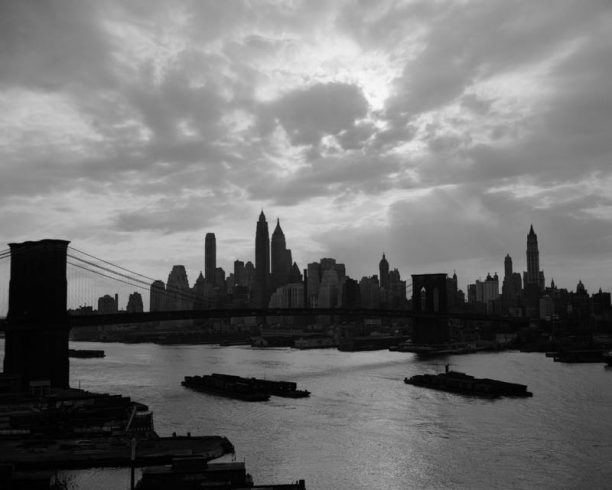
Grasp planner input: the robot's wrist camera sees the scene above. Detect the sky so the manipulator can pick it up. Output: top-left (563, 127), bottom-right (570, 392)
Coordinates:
top-left (1, 0), bottom-right (612, 298)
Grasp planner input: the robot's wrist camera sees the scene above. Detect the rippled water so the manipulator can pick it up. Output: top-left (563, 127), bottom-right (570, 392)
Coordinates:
top-left (2, 340), bottom-right (612, 489)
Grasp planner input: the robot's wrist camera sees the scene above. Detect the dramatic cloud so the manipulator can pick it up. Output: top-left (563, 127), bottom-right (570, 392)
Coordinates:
top-left (1, 0), bottom-right (612, 306)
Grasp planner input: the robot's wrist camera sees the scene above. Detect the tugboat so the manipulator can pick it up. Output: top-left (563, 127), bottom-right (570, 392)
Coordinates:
top-left (404, 365), bottom-right (533, 398)
top-left (182, 375), bottom-right (270, 401)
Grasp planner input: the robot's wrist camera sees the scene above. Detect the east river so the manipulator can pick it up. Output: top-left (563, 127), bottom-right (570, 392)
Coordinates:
top-left (2, 340), bottom-right (612, 489)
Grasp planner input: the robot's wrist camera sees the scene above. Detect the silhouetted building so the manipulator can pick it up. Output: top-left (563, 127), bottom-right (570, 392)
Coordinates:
top-left (254, 211), bottom-right (270, 307)
top-left (379, 253), bottom-right (389, 290)
top-left (271, 218), bottom-right (292, 291)
top-left (289, 262), bottom-right (302, 283)
top-left (592, 288), bottom-right (612, 316)
top-left (318, 269), bottom-right (341, 308)
top-left (166, 265), bottom-right (192, 310)
top-left (524, 225), bottom-right (545, 317)
top-left (98, 294), bottom-right (118, 314)
top-left (234, 260), bottom-right (245, 287)
top-left (341, 278), bottom-right (361, 308)
top-left (502, 254), bottom-right (522, 312)
top-left (150, 280), bottom-right (166, 312)
top-left (411, 273), bottom-right (449, 344)
top-left (205, 233), bottom-right (216, 285)
top-left (307, 262), bottom-right (321, 307)
top-left (359, 275), bottom-right (380, 309)
top-left (215, 267), bottom-right (226, 291)
top-left (126, 292), bottom-right (143, 313)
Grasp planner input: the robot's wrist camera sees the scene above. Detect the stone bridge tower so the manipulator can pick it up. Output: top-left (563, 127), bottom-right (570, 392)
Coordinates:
top-left (4, 239), bottom-right (70, 389)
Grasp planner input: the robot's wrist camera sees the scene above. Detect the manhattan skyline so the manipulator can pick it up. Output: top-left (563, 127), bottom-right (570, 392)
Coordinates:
top-left (1, 1), bottom-right (611, 292)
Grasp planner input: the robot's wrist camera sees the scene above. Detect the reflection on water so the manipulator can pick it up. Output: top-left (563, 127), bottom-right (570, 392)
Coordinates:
top-left (2, 340), bottom-right (612, 489)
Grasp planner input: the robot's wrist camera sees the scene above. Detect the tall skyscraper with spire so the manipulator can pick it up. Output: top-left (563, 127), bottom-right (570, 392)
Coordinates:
top-left (526, 225), bottom-right (539, 286)
top-left (379, 253), bottom-right (390, 290)
top-left (205, 232), bottom-right (216, 285)
top-left (254, 210), bottom-right (270, 306)
top-left (271, 218), bottom-right (292, 291)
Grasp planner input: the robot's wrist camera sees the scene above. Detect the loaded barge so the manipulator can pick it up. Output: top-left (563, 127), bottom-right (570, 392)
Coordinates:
top-left (211, 373), bottom-right (310, 398)
top-left (404, 365), bottom-right (533, 398)
top-left (182, 374), bottom-right (270, 401)
top-left (182, 373), bottom-right (310, 400)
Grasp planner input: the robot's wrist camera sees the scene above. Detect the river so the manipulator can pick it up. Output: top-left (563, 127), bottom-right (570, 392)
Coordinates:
top-left (2, 340), bottom-right (612, 489)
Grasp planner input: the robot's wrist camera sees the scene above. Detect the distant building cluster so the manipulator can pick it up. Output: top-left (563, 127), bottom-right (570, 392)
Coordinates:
top-left (464, 225), bottom-right (612, 329)
top-left (145, 210), bottom-right (409, 322)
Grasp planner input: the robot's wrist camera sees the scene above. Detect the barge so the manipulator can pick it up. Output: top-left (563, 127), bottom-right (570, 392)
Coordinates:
top-left (210, 373), bottom-right (310, 398)
top-left (68, 348), bottom-right (105, 358)
top-left (404, 366), bottom-right (532, 398)
top-left (181, 375), bottom-right (270, 401)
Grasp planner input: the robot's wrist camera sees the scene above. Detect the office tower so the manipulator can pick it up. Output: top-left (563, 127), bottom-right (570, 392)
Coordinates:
top-left (126, 292), bottom-right (144, 313)
top-left (379, 253), bottom-right (390, 290)
top-left (359, 276), bottom-right (380, 309)
top-left (524, 225), bottom-right (545, 317)
top-left (205, 233), bottom-right (216, 285)
top-left (98, 294), bottom-right (118, 313)
top-left (526, 225), bottom-right (540, 286)
top-left (307, 262), bottom-right (321, 307)
top-left (289, 262), bottom-right (302, 283)
top-left (318, 269), bottom-right (341, 308)
top-left (150, 280), bottom-right (166, 311)
top-left (502, 254), bottom-right (522, 311)
top-left (254, 210), bottom-right (270, 307)
top-left (234, 260), bottom-right (245, 286)
top-left (166, 265), bottom-right (192, 310)
top-left (271, 218), bottom-right (292, 290)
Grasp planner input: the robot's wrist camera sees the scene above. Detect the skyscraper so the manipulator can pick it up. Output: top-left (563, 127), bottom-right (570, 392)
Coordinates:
top-left (205, 232), bottom-right (216, 285)
top-left (271, 218), bottom-right (291, 290)
top-left (526, 225), bottom-right (539, 286)
top-left (254, 210), bottom-right (270, 306)
top-left (379, 253), bottom-right (390, 290)
top-left (524, 225), bottom-right (544, 318)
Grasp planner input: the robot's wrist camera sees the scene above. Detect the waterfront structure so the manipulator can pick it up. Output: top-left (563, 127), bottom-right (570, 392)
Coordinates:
top-left (205, 233), bottom-right (216, 285)
top-left (254, 211), bottom-right (270, 307)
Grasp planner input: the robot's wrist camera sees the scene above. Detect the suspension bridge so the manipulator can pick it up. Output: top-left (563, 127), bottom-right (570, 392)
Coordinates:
top-left (0, 239), bottom-right (523, 391)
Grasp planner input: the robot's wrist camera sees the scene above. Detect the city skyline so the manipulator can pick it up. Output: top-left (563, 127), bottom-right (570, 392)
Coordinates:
top-left (1, 1), bottom-right (611, 293)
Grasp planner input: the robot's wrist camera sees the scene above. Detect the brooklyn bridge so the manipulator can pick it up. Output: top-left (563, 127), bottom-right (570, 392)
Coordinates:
top-left (0, 239), bottom-right (522, 391)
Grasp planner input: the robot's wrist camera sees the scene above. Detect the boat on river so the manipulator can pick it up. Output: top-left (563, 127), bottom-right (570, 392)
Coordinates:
top-left (68, 349), bottom-right (105, 358)
top-left (207, 373), bottom-right (310, 398)
top-left (404, 365), bottom-right (533, 398)
top-left (182, 375), bottom-right (270, 401)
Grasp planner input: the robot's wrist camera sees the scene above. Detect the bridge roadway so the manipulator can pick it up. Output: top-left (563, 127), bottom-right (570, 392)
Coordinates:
top-left (0, 308), bottom-right (527, 330)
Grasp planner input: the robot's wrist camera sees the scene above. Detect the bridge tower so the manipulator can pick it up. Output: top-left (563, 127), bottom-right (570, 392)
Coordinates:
top-left (411, 273), bottom-right (450, 345)
top-left (4, 239), bottom-right (70, 390)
